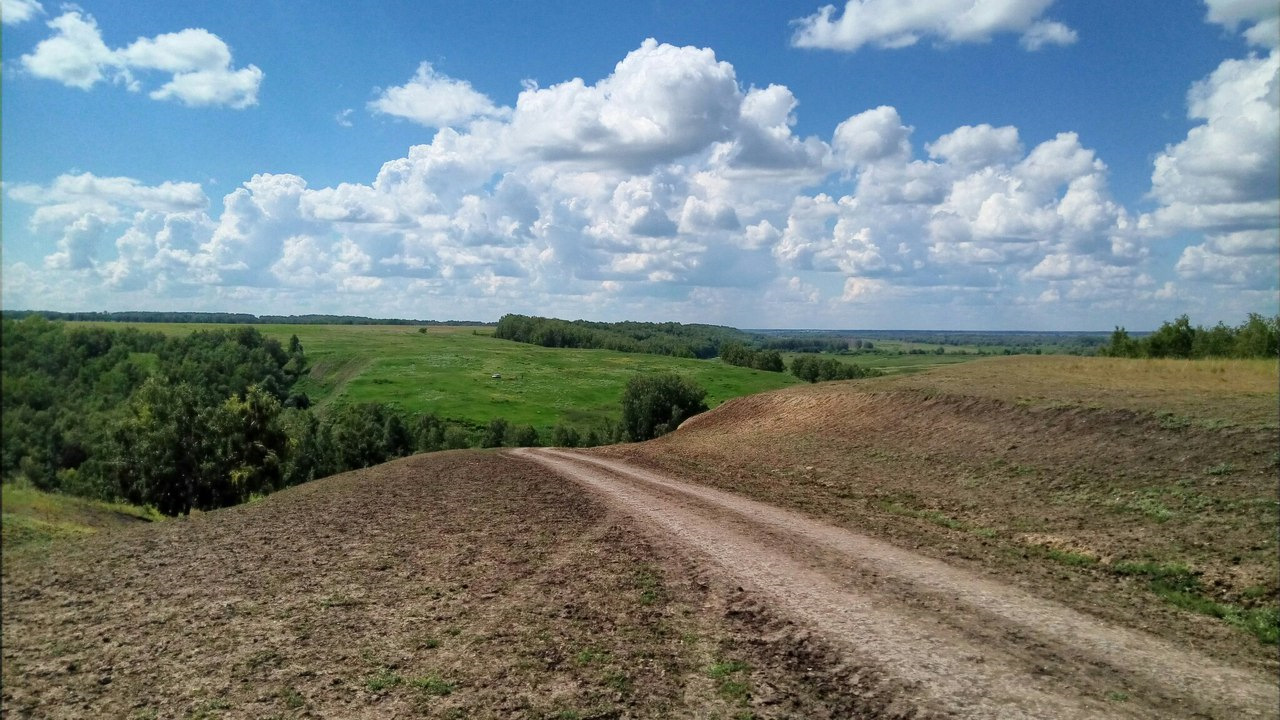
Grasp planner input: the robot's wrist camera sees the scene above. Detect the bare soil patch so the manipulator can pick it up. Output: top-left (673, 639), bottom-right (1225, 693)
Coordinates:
top-left (600, 359), bottom-right (1279, 672)
top-left (519, 448), bottom-right (1277, 719)
top-left (2, 452), bottom-right (867, 719)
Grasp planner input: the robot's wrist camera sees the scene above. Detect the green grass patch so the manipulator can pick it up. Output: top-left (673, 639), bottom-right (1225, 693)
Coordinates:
top-left (408, 674), bottom-right (454, 696)
top-left (875, 499), bottom-right (970, 532)
top-left (365, 668), bottom-right (402, 692)
top-left (1110, 561), bottom-right (1278, 644)
top-left (707, 660), bottom-right (751, 702)
top-left (1, 482), bottom-right (160, 548)
top-left (634, 567), bottom-right (664, 606)
top-left (1042, 547), bottom-right (1099, 568)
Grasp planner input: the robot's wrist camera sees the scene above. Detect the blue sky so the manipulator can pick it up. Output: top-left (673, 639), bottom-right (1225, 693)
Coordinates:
top-left (2, 0), bottom-right (1276, 329)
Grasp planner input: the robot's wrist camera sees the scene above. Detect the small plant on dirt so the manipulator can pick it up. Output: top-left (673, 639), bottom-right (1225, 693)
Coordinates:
top-left (574, 648), bottom-right (607, 666)
top-left (409, 674), bottom-right (454, 696)
top-left (1205, 463), bottom-right (1234, 476)
top-left (603, 671), bottom-right (633, 695)
top-left (319, 594), bottom-right (359, 608)
top-left (708, 660), bottom-right (751, 701)
top-left (279, 686), bottom-right (304, 709)
top-left (634, 567), bottom-right (664, 606)
top-left (189, 698), bottom-right (232, 719)
top-left (1042, 547), bottom-right (1098, 568)
top-left (1106, 691), bottom-right (1130, 702)
top-left (366, 668), bottom-right (402, 692)
top-left (246, 649), bottom-right (282, 671)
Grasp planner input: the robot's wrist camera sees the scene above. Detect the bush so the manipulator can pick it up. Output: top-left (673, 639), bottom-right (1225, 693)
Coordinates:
top-left (482, 418), bottom-right (511, 448)
top-left (789, 355), bottom-right (877, 383)
top-left (506, 425), bottom-right (541, 447)
top-left (550, 425), bottom-right (581, 448)
top-left (620, 373), bottom-right (708, 442)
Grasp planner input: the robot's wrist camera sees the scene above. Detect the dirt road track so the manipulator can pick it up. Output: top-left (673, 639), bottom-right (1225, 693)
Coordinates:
top-left (513, 447), bottom-right (1279, 720)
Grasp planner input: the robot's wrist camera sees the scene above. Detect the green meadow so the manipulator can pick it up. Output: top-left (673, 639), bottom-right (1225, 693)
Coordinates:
top-left (69, 323), bottom-right (805, 430)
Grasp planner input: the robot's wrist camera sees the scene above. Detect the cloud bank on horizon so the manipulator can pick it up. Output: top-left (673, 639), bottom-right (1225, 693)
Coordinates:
top-left (2, 0), bottom-right (1277, 329)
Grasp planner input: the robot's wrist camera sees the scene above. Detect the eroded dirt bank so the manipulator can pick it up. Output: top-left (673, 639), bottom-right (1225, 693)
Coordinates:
top-left (517, 447), bottom-right (1279, 720)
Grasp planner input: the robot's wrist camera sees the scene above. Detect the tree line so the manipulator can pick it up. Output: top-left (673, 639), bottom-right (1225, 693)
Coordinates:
top-left (1098, 313), bottom-right (1278, 359)
top-left (1, 310), bottom-right (491, 327)
top-left (494, 314), bottom-right (756, 359)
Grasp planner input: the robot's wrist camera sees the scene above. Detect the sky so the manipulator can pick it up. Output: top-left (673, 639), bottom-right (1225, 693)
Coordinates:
top-left (1, 0), bottom-right (1276, 330)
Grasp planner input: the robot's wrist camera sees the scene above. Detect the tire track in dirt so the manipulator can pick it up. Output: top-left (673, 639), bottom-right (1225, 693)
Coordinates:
top-left (513, 447), bottom-right (1279, 720)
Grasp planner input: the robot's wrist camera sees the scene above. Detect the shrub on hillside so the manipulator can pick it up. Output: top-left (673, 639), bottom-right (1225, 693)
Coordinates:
top-left (789, 355), bottom-right (878, 383)
top-left (620, 373), bottom-right (708, 442)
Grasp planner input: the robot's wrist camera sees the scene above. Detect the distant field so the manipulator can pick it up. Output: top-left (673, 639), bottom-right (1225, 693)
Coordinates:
top-left (862, 355), bottom-right (1280, 429)
top-left (790, 350), bottom-right (978, 374)
top-left (66, 322), bottom-right (801, 429)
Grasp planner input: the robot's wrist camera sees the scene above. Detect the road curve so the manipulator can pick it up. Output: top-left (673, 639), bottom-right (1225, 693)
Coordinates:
top-left (510, 447), bottom-right (1279, 720)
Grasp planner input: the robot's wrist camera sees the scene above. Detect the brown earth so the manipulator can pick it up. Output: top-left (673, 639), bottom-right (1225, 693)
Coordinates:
top-left (516, 447), bottom-right (1277, 719)
top-left (2, 452), bottom-right (899, 719)
top-left (596, 359), bottom-right (1280, 677)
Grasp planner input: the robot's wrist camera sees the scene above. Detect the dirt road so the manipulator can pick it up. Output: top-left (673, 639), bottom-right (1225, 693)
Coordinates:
top-left (514, 447), bottom-right (1279, 720)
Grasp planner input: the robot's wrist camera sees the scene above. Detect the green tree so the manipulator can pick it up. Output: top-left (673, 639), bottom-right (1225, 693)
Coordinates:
top-left (620, 373), bottom-right (708, 442)
top-left (207, 385), bottom-right (288, 503)
top-left (110, 378), bottom-right (211, 517)
top-left (1235, 313), bottom-right (1279, 358)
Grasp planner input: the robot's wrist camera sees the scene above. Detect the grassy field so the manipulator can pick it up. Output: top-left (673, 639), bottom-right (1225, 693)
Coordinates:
top-left (67, 322), bottom-right (803, 430)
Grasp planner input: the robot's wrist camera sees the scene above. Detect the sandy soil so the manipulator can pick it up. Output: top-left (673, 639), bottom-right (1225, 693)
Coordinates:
top-left (516, 447), bottom-right (1279, 720)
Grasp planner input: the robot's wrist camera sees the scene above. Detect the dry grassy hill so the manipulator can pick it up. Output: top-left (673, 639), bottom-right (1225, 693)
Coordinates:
top-left (600, 355), bottom-right (1280, 670)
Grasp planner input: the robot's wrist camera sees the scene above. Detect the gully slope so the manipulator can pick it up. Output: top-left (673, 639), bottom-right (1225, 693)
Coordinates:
top-left (515, 447), bottom-right (1279, 720)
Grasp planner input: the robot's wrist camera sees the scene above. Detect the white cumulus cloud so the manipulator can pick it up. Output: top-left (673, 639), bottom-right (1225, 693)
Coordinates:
top-left (369, 62), bottom-right (510, 128)
top-left (2, 0), bottom-right (42, 25)
top-left (20, 10), bottom-right (262, 108)
top-left (791, 0), bottom-right (1075, 52)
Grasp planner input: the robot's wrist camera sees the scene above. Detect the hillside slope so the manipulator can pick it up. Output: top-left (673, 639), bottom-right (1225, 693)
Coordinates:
top-left (2, 453), bottom-right (875, 719)
top-left (599, 356), bottom-right (1279, 669)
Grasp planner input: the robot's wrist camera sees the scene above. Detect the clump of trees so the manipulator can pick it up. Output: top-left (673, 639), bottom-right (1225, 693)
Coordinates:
top-left (718, 342), bottom-right (784, 372)
top-left (620, 373), bottom-right (708, 441)
top-left (789, 355), bottom-right (880, 383)
top-left (1, 317), bottom-right (310, 508)
top-left (1098, 314), bottom-right (1279, 359)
